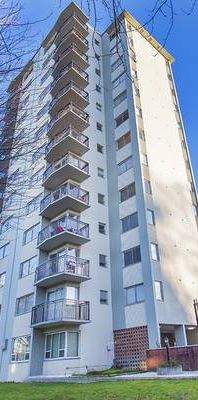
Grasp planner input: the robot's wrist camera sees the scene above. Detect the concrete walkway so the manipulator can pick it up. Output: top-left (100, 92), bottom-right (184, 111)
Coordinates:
top-left (26, 370), bottom-right (198, 383)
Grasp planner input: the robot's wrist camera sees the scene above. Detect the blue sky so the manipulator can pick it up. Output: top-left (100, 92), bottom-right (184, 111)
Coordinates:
top-left (21, 0), bottom-right (198, 184)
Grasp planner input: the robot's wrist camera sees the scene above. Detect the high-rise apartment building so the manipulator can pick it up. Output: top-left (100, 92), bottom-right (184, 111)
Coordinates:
top-left (0, 1), bottom-right (198, 382)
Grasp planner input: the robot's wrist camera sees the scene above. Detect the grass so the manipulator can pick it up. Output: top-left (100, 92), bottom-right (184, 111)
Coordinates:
top-left (0, 380), bottom-right (198, 400)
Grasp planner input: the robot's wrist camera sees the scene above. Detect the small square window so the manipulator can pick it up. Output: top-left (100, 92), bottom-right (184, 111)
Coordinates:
top-left (99, 222), bottom-right (106, 234)
top-left (100, 290), bottom-right (108, 304)
top-left (96, 102), bottom-right (102, 111)
top-left (150, 243), bottom-right (160, 261)
top-left (98, 167), bottom-right (104, 178)
top-left (98, 193), bottom-right (105, 204)
top-left (97, 144), bottom-right (103, 153)
top-left (95, 38), bottom-right (100, 46)
top-left (147, 209), bottom-right (155, 225)
top-left (144, 179), bottom-right (152, 195)
top-left (139, 129), bottom-right (145, 141)
top-left (154, 281), bottom-right (164, 301)
top-left (141, 153), bottom-right (148, 166)
top-left (95, 68), bottom-right (101, 76)
top-left (96, 85), bottom-right (101, 93)
top-left (95, 53), bottom-right (100, 61)
top-left (97, 122), bottom-right (103, 131)
top-left (99, 254), bottom-right (107, 267)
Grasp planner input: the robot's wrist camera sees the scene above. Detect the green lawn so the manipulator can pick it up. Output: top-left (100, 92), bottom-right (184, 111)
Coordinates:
top-left (0, 380), bottom-right (198, 400)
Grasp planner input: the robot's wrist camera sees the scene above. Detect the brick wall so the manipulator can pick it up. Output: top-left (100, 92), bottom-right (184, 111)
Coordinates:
top-left (147, 346), bottom-right (198, 371)
top-left (114, 326), bottom-right (149, 369)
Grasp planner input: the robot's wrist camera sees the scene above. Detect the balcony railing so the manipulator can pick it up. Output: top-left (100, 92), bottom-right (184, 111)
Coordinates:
top-left (45, 127), bottom-right (89, 156)
top-left (50, 81), bottom-right (89, 109)
top-left (54, 43), bottom-right (88, 68)
top-left (40, 181), bottom-right (89, 212)
top-left (48, 103), bottom-right (89, 130)
top-left (56, 27), bottom-right (89, 51)
top-left (51, 62), bottom-right (88, 90)
top-left (35, 254), bottom-right (89, 283)
top-left (58, 12), bottom-right (88, 37)
top-left (43, 153), bottom-right (89, 182)
top-left (38, 215), bottom-right (89, 245)
top-left (31, 299), bottom-right (90, 326)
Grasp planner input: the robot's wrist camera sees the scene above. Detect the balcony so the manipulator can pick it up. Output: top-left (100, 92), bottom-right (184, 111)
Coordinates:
top-left (55, 27), bottom-right (89, 57)
top-left (35, 254), bottom-right (90, 287)
top-left (43, 152), bottom-right (89, 190)
top-left (48, 103), bottom-right (89, 137)
top-left (50, 82), bottom-right (89, 116)
top-left (51, 62), bottom-right (89, 95)
top-left (56, 11), bottom-right (88, 43)
top-left (53, 44), bottom-right (89, 75)
top-left (31, 299), bottom-right (90, 328)
top-left (40, 181), bottom-right (89, 218)
top-left (37, 215), bottom-right (90, 251)
top-left (45, 127), bottom-right (89, 162)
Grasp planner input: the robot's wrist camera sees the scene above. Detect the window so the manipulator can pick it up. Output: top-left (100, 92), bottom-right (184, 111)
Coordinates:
top-left (29, 167), bottom-right (44, 186)
top-left (19, 255), bottom-right (38, 278)
top-left (0, 272), bottom-right (6, 288)
top-left (117, 156), bottom-right (133, 176)
top-left (147, 209), bottom-right (155, 225)
top-left (95, 53), bottom-right (100, 61)
top-left (120, 182), bottom-right (135, 202)
top-left (150, 243), bottom-right (160, 261)
top-left (98, 167), bottom-right (104, 178)
top-left (110, 41), bottom-right (121, 55)
top-left (32, 145), bottom-right (46, 164)
top-left (98, 193), bottom-right (105, 204)
top-left (40, 67), bottom-right (52, 85)
top-left (35, 122), bottom-right (48, 139)
top-left (121, 212), bottom-right (138, 233)
top-left (1, 216), bottom-right (13, 234)
top-left (23, 223), bottom-right (40, 245)
top-left (113, 90), bottom-right (127, 108)
top-left (111, 58), bottom-right (122, 72)
top-left (96, 102), bottom-right (102, 111)
top-left (141, 153), bottom-right (148, 166)
top-left (99, 254), bottom-right (107, 267)
top-left (115, 110), bottom-right (129, 128)
top-left (96, 84), bottom-right (101, 93)
top-left (116, 132), bottom-right (131, 150)
top-left (99, 222), bottom-right (106, 234)
top-left (136, 107), bottom-right (142, 118)
top-left (45, 331), bottom-right (79, 359)
top-left (144, 179), bottom-right (152, 194)
top-left (96, 122), bottom-right (103, 131)
top-left (112, 72), bottom-right (125, 89)
top-left (11, 336), bottom-right (31, 362)
top-left (125, 283), bottom-right (145, 305)
top-left (37, 101), bottom-right (50, 120)
top-left (15, 293), bottom-right (34, 315)
top-left (95, 68), bottom-right (101, 76)
top-left (95, 38), bottom-right (100, 46)
top-left (0, 243), bottom-right (9, 259)
top-left (123, 246), bottom-right (141, 267)
top-left (100, 290), bottom-right (108, 304)
top-left (8, 169), bottom-right (19, 185)
top-left (26, 193), bottom-right (42, 215)
top-left (43, 50), bottom-right (54, 68)
top-left (154, 281), bottom-right (164, 301)
top-left (139, 129), bottom-right (145, 141)
top-left (39, 84), bottom-right (51, 101)
top-left (97, 144), bottom-right (103, 154)
top-left (134, 87), bottom-right (140, 97)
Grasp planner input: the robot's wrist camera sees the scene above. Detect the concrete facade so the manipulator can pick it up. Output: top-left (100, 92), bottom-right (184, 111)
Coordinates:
top-left (0, 2), bottom-right (198, 381)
